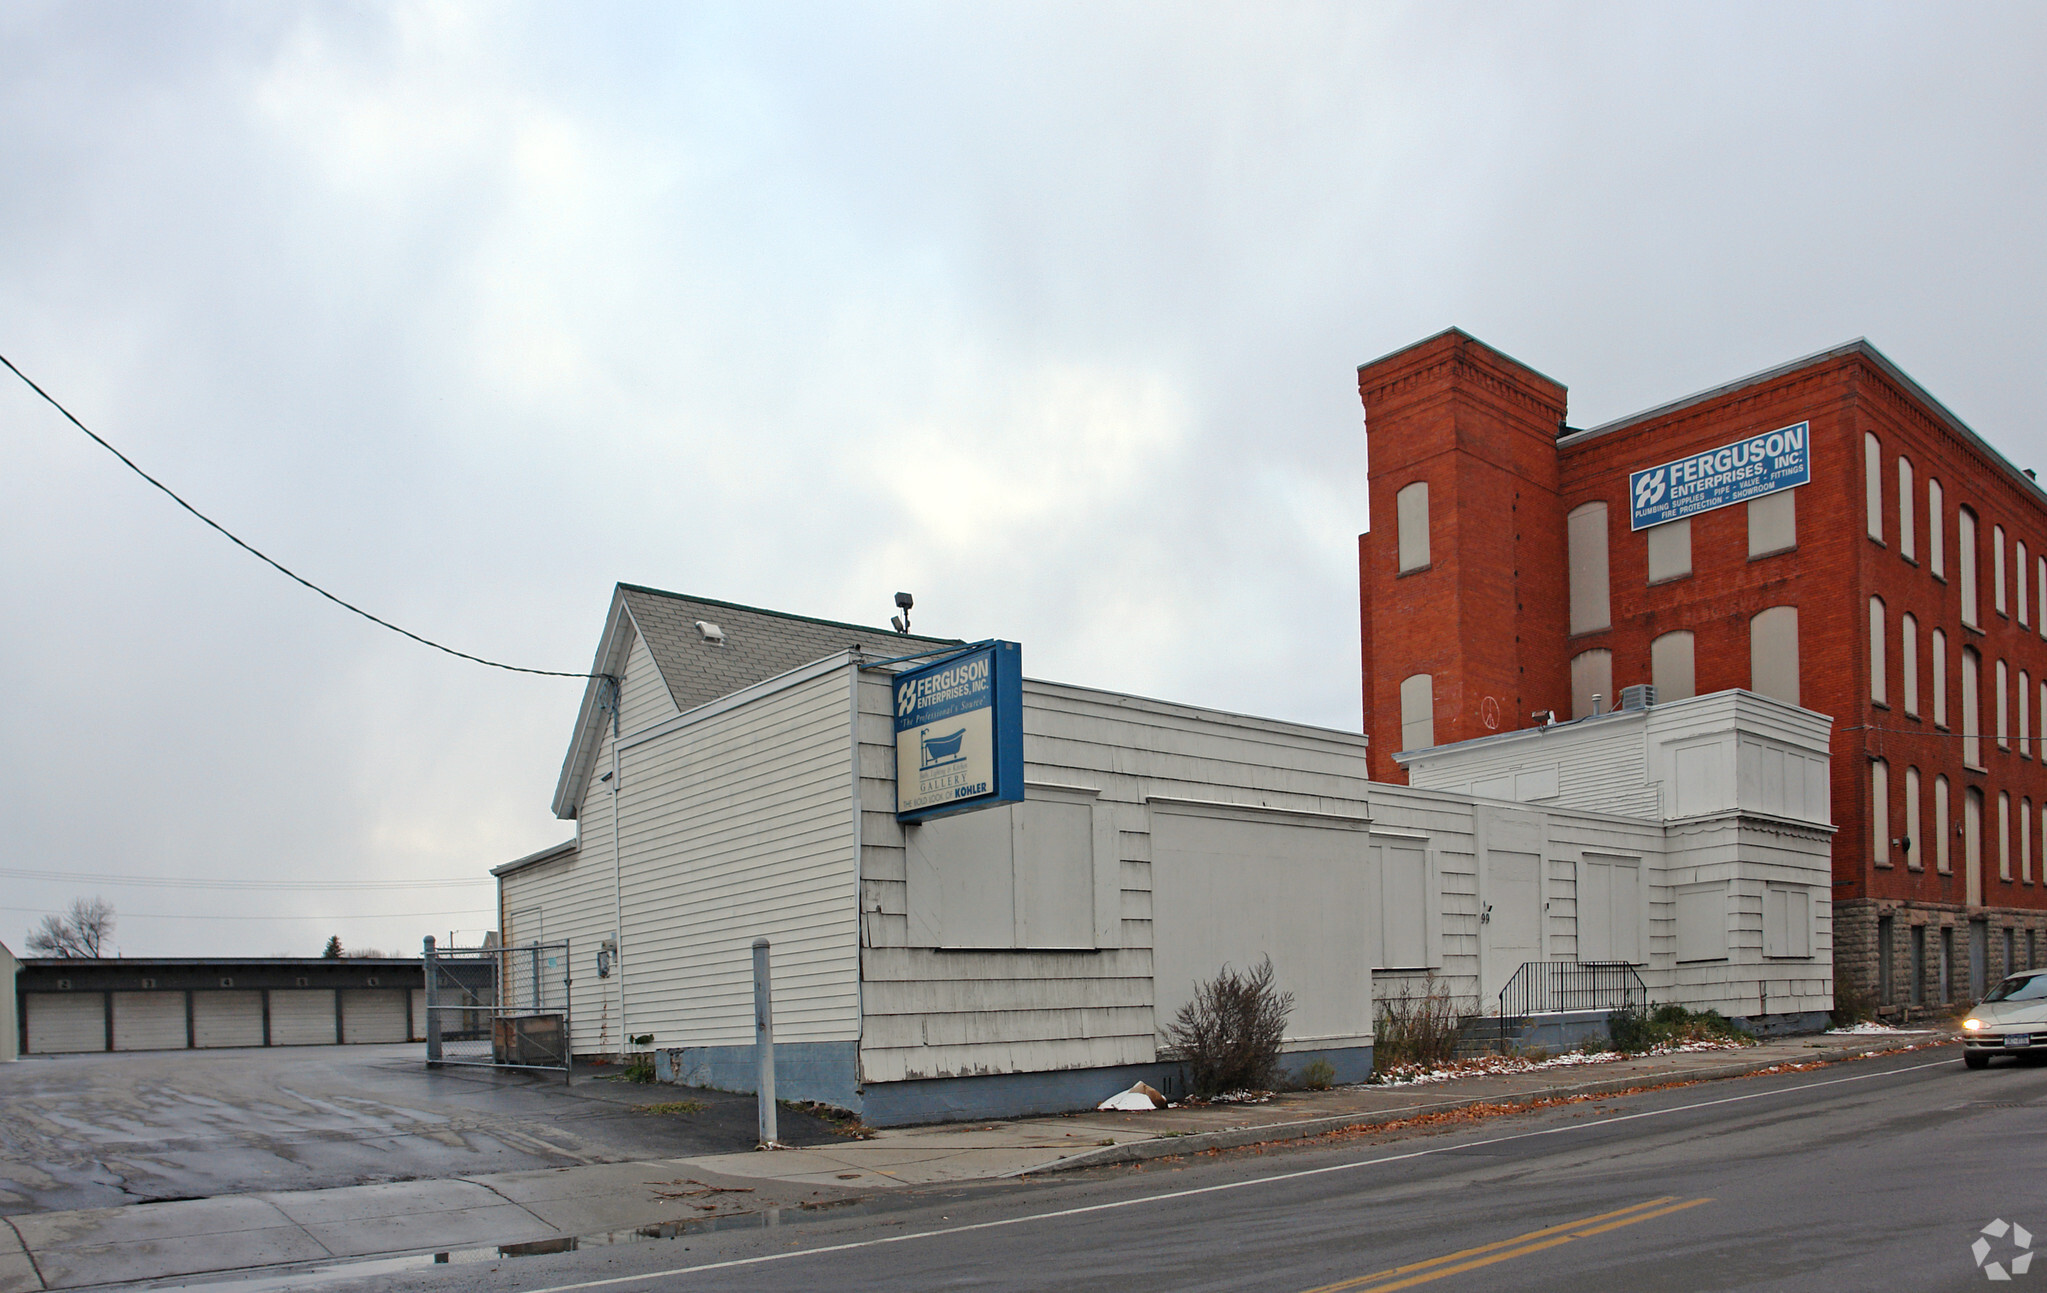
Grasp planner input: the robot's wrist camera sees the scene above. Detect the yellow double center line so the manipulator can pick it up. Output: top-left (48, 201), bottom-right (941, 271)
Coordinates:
top-left (1298, 1195), bottom-right (1713, 1293)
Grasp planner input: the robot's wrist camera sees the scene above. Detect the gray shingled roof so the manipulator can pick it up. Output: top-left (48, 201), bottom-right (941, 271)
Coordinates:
top-left (618, 584), bottom-right (959, 713)
top-left (551, 584), bottom-right (962, 818)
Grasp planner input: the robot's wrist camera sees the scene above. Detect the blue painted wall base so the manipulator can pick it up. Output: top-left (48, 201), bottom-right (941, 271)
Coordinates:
top-left (652, 1040), bottom-right (860, 1110)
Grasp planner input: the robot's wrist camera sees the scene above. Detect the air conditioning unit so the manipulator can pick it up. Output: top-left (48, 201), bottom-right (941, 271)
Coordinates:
top-left (1619, 684), bottom-right (1657, 711)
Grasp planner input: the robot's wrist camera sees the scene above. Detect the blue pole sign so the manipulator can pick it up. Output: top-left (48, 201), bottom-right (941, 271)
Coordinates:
top-left (1628, 421), bottom-right (1810, 531)
top-left (893, 641), bottom-right (1024, 823)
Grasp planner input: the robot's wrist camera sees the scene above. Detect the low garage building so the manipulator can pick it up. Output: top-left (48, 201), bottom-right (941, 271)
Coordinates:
top-left (15, 958), bottom-right (425, 1054)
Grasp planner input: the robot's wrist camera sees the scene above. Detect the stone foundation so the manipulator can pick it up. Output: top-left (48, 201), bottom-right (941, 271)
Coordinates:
top-left (1833, 898), bottom-right (2047, 1020)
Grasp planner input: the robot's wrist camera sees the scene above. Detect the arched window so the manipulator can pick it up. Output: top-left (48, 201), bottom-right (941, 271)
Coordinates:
top-left (1750, 606), bottom-right (1800, 706)
top-left (2022, 542), bottom-right (2031, 625)
top-left (1960, 507), bottom-right (1980, 627)
top-left (1570, 649), bottom-right (1613, 720)
top-left (1932, 628), bottom-right (1949, 727)
top-left (1898, 457), bottom-right (1916, 560)
top-left (1928, 479), bottom-right (1945, 576)
top-left (2025, 799), bottom-right (2034, 885)
top-left (2023, 670), bottom-right (2033, 759)
top-left (1871, 759), bottom-right (1890, 867)
top-left (1935, 775), bottom-right (1952, 874)
top-left (1998, 658), bottom-right (2010, 750)
top-left (2000, 791), bottom-right (2013, 881)
top-left (1967, 787), bottom-right (1985, 898)
top-left (1651, 631), bottom-right (1696, 702)
top-left (1901, 613), bottom-right (1919, 716)
top-left (1395, 481), bottom-right (1430, 573)
top-left (1399, 673), bottom-right (1435, 751)
top-left (1995, 525), bottom-right (2009, 616)
top-left (1647, 518), bottom-right (1691, 583)
top-left (1869, 597), bottom-right (1886, 704)
top-left (1568, 502), bottom-right (1611, 635)
top-left (1864, 432), bottom-right (1884, 540)
top-left (1963, 648), bottom-right (1982, 768)
top-left (1905, 767), bottom-right (1923, 871)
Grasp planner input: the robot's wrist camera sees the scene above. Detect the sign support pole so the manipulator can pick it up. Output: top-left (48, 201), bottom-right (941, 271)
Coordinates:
top-left (753, 938), bottom-right (778, 1149)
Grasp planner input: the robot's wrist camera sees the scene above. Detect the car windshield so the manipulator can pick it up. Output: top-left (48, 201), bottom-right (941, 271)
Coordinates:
top-left (1984, 972), bottom-right (2047, 1003)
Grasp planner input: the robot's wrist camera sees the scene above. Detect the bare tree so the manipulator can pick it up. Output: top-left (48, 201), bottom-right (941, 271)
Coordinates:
top-left (26, 897), bottom-right (115, 958)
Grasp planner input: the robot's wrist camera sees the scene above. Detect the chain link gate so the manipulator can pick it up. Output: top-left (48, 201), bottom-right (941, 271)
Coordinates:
top-left (422, 936), bottom-right (573, 1082)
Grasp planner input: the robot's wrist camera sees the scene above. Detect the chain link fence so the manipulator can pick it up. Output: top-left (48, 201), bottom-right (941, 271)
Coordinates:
top-left (423, 938), bottom-right (572, 1082)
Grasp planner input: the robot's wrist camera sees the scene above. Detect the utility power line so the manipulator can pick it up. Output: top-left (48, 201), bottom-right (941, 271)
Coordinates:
top-left (2, 904), bottom-right (491, 922)
top-left (0, 866), bottom-right (489, 891)
top-left (1, 352), bottom-right (594, 679)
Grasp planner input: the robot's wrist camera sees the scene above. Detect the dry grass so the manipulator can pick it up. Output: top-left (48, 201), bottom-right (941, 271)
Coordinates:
top-left (1373, 974), bottom-right (1462, 1071)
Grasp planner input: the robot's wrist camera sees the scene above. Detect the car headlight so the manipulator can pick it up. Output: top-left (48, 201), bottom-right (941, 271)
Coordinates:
top-left (1964, 1018), bottom-right (1984, 1031)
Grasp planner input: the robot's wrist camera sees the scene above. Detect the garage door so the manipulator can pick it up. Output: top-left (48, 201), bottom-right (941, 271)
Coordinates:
top-left (268, 990), bottom-right (337, 1045)
top-left (112, 991), bottom-right (189, 1051)
top-left (409, 988), bottom-right (428, 1041)
top-left (193, 991), bottom-right (266, 1048)
top-left (341, 989), bottom-right (409, 1043)
top-left (25, 993), bottom-right (106, 1053)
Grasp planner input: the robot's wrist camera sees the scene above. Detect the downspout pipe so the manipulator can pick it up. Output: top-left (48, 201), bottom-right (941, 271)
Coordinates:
top-left (602, 674), bottom-right (630, 1060)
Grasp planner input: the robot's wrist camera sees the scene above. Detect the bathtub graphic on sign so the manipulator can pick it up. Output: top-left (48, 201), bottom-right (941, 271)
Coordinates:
top-left (919, 727), bottom-right (967, 769)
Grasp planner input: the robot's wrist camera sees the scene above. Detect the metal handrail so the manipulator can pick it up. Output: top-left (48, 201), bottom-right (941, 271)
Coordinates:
top-left (1496, 960), bottom-right (1647, 1018)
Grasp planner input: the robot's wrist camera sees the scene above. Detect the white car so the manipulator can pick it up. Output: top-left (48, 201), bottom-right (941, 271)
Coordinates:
top-left (1962, 969), bottom-right (2047, 1068)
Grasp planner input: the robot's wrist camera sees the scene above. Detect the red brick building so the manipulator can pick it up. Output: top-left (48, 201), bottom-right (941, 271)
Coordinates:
top-left (1357, 328), bottom-right (2047, 1014)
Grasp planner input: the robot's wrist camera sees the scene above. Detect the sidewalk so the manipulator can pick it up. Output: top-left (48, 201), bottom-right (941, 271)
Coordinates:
top-left (0, 1029), bottom-right (1953, 1291)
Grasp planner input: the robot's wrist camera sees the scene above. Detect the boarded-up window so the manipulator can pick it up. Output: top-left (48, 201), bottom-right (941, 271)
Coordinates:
top-left (1936, 775), bottom-right (1952, 873)
top-left (1570, 649), bottom-right (1613, 720)
top-left (1898, 457), bottom-right (1916, 560)
top-left (1901, 614), bottom-right (1919, 716)
top-left (1748, 489), bottom-right (1796, 558)
top-left (1651, 631), bottom-right (1695, 702)
top-left (1677, 883), bottom-right (1727, 962)
top-left (1998, 658), bottom-right (2010, 749)
top-left (905, 799), bottom-right (1099, 949)
top-left (1960, 507), bottom-right (1980, 627)
top-left (1399, 673), bottom-right (1435, 751)
top-left (1933, 629), bottom-right (1948, 726)
top-left (1869, 598), bottom-right (1886, 705)
top-left (1871, 759), bottom-right (1890, 866)
top-left (1905, 766), bottom-right (1923, 871)
top-left (2039, 555), bottom-right (2046, 639)
top-left (1963, 648), bottom-right (1982, 768)
top-left (1996, 525), bottom-right (2010, 616)
top-left (1568, 503), bottom-right (1610, 634)
top-left (1578, 856), bottom-right (1642, 963)
top-left (2025, 670), bottom-right (2034, 757)
top-left (1928, 478), bottom-right (1945, 576)
top-left (1865, 433), bottom-right (1884, 540)
top-left (2000, 791), bottom-right (2013, 880)
top-left (1764, 886), bottom-right (1812, 958)
top-left (1376, 841), bottom-right (1430, 969)
top-left (1749, 606), bottom-right (1799, 706)
top-left (1647, 519), bottom-right (1691, 583)
top-left (1967, 787), bottom-right (1985, 888)
top-left (1396, 481), bottom-right (1430, 573)
top-left (2021, 541), bottom-right (2031, 625)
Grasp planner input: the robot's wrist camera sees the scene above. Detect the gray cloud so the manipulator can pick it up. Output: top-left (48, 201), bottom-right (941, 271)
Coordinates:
top-left (3, 2), bottom-right (2043, 953)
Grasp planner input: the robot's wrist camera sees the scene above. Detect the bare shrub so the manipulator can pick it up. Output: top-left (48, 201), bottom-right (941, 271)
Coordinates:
top-left (1374, 973), bottom-right (1461, 1070)
top-left (1164, 956), bottom-right (1294, 1096)
top-left (1299, 1058), bottom-right (1337, 1091)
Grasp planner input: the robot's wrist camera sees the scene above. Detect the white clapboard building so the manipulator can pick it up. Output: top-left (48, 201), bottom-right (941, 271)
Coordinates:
top-left (496, 585), bottom-right (1835, 1125)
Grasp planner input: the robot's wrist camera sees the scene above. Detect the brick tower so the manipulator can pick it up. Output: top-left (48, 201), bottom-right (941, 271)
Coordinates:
top-left (1357, 329), bottom-right (1570, 782)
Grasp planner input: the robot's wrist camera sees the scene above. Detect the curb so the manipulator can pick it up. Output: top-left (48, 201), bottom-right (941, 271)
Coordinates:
top-left (1009, 1035), bottom-right (1956, 1177)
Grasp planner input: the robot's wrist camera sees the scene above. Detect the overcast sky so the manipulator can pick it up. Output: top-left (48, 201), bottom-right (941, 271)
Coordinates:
top-left (4, 2), bottom-right (2044, 957)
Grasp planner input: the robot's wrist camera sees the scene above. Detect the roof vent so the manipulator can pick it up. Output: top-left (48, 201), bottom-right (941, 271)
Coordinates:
top-left (694, 620), bottom-right (726, 645)
top-left (1619, 684), bottom-right (1656, 711)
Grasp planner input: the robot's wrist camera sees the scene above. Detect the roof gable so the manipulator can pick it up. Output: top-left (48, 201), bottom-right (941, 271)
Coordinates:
top-left (550, 584), bottom-right (959, 818)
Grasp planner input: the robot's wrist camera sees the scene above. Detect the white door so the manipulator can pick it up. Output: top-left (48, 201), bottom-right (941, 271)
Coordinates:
top-left (193, 991), bottom-right (265, 1048)
top-left (25, 993), bottom-right (106, 1053)
top-left (340, 990), bottom-right (409, 1043)
top-left (1483, 851), bottom-right (1542, 1006)
top-left (268, 990), bottom-right (337, 1045)
top-left (409, 988), bottom-right (428, 1040)
top-left (112, 991), bottom-right (188, 1051)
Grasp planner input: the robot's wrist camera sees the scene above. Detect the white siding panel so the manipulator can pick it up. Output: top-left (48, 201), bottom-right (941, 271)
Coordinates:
top-left (341, 989), bottom-right (410, 1043)
top-left (500, 841), bottom-right (618, 1057)
top-left (619, 628), bottom-right (679, 730)
top-left (26, 993), bottom-right (106, 1053)
top-left (615, 665), bottom-right (859, 1051)
top-left (112, 992), bottom-right (187, 1051)
top-left (193, 991), bottom-right (265, 1048)
top-left (269, 990), bottom-right (338, 1045)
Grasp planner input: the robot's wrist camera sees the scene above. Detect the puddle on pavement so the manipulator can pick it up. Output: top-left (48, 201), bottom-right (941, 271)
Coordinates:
top-left (137, 1197), bottom-right (875, 1292)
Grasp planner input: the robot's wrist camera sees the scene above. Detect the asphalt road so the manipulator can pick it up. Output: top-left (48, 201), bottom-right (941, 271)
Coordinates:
top-left (258, 1048), bottom-right (2047, 1293)
top-left (0, 1044), bottom-right (844, 1214)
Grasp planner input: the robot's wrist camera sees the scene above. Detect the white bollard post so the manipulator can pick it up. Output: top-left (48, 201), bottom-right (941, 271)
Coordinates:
top-left (423, 936), bottom-right (441, 1064)
top-left (753, 938), bottom-right (778, 1148)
